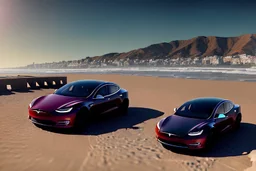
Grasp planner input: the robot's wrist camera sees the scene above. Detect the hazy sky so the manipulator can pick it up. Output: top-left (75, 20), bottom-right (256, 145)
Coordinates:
top-left (1, 0), bottom-right (256, 68)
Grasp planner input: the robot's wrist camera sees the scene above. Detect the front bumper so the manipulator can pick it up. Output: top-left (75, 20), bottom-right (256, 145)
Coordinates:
top-left (155, 126), bottom-right (207, 150)
top-left (28, 108), bottom-right (76, 128)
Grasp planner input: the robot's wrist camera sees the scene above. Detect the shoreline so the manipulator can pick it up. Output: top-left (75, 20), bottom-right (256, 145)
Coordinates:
top-left (2, 65), bottom-right (256, 69)
top-left (1, 72), bottom-right (256, 83)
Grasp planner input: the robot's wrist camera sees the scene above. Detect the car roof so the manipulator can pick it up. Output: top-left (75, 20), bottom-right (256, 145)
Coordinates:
top-left (186, 97), bottom-right (227, 106)
top-left (73, 79), bottom-right (106, 84)
top-left (70, 79), bottom-right (117, 88)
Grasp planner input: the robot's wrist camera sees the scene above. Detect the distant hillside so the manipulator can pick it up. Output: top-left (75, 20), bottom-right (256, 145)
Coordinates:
top-left (89, 34), bottom-right (256, 61)
top-left (21, 33), bottom-right (256, 69)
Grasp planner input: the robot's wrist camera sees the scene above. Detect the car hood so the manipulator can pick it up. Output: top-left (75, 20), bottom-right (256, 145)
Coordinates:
top-left (159, 115), bottom-right (208, 137)
top-left (31, 94), bottom-right (85, 112)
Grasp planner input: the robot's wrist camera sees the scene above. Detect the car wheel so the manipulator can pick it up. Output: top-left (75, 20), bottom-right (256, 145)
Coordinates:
top-left (119, 99), bottom-right (129, 115)
top-left (73, 108), bottom-right (90, 133)
top-left (234, 113), bottom-right (242, 130)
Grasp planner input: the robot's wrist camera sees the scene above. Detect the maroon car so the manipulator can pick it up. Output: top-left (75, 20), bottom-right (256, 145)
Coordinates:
top-left (28, 80), bottom-right (129, 130)
top-left (155, 97), bottom-right (242, 150)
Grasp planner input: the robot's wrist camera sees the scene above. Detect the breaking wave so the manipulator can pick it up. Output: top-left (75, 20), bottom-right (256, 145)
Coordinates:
top-left (0, 67), bottom-right (256, 82)
top-left (0, 67), bottom-right (256, 75)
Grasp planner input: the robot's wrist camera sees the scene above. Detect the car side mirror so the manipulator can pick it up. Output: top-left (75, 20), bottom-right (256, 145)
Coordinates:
top-left (174, 108), bottom-right (177, 112)
top-left (95, 94), bottom-right (104, 100)
top-left (217, 113), bottom-right (226, 119)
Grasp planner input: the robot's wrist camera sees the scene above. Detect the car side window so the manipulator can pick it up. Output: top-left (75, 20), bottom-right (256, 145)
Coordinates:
top-left (215, 103), bottom-right (225, 115)
top-left (224, 102), bottom-right (233, 113)
top-left (179, 104), bottom-right (190, 111)
top-left (95, 86), bottom-right (109, 97)
top-left (108, 85), bottom-right (119, 94)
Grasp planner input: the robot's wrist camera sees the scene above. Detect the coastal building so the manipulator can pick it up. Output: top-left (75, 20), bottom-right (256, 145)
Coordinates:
top-left (231, 57), bottom-right (241, 65)
top-left (240, 54), bottom-right (251, 64)
top-left (251, 56), bottom-right (256, 64)
top-left (223, 56), bottom-right (232, 64)
top-left (207, 56), bottom-right (220, 65)
top-left (191, 57), bottom-right (201, 65)
top-left (202, 57), bottom-right (210, 65)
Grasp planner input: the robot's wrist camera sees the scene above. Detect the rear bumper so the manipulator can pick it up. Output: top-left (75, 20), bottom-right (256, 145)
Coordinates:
top-left (28, 109), bottom-right (76, 128)
top-left (155, 126), bottom-right (207, 150)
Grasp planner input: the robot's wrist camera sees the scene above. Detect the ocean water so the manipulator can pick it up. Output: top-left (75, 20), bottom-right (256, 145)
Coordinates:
top-left (0, 67), bottom-right (256, 82)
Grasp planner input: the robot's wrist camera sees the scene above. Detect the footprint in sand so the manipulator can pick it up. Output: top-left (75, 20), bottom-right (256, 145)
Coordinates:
top-left (88, 129), bottom-right (169, 166)
top-left (181, 157), bottom-right (216, 171)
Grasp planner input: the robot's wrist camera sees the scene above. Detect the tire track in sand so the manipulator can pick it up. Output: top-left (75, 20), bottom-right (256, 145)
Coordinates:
top-left (78, 126), bottom-right (216, 171)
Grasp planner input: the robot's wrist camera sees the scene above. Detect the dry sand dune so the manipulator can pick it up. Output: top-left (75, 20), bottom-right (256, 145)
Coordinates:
top-left (0, 74), bottom-right (256, 171)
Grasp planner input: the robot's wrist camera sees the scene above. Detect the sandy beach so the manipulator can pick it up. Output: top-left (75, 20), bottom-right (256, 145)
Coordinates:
top-left (0, 74), bottom-right (255, 171)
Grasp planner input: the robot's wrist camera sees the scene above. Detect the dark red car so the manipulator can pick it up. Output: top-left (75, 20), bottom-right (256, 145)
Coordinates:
top-left (155, 97), bottom-right (242, 150)
top-left (28, 80), bottom-right (129, 130)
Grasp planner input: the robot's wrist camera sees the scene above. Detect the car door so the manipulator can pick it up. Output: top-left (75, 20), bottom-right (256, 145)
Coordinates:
top-left (223, 101), bottom-right (235, 129)
top-left (90, 85), bottom-right (109, 115)
top-left (214, 103), bottom-right (230, 133)
top-left (104, 84), bottom-right (122, 112)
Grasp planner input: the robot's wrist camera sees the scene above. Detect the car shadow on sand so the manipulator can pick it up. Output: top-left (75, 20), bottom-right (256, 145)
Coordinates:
top-left (162, 122), bottom-right (256, 158)
top-left (37, 107), bottom-right (164, 135)
top-left (0, 89), bottom-right (34, 96)
top-left (85, 107), bottom-right (164, 135)
top-left (0, 90), bottom-right (15, 96)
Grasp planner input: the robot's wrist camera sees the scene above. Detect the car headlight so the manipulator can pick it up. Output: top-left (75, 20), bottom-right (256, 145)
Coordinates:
top-left (157, 121), bottom-right (161, 129)
top-left (156, 117), bottom-right (167, 129)
top-left (188, 130), bottom-right (203, 136)
top-left (29, 99), bottom-right (37, 108)
top-left (55, 107), bottom-right (73, 113)
top-left (29, 96), bottom-right (43, 108)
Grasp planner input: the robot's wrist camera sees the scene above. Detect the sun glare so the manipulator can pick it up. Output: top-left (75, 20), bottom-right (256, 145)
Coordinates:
top-left (0, 0), bottom-right (14, 31)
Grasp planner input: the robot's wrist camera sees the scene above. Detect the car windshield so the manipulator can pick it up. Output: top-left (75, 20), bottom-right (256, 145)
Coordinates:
top-left (54, 82), bottom-right (98, 97)
top-left (174, 101), bottom-right (216, 119)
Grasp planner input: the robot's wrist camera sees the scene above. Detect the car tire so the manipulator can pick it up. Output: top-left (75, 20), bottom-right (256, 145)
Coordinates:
top-left (73, 108), bottom-right (90, 133)
top-left (119, 99), bottom-right (129, 115)
top-left (233, 113), bottom-right (242, 130)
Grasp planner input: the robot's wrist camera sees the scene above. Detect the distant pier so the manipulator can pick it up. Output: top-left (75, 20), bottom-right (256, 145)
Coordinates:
top-left (0, 75), bottom-right (67, 93)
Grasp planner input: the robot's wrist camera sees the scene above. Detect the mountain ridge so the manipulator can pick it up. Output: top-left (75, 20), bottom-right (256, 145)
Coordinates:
top-left (88, 33), bottom-right (256, 62)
